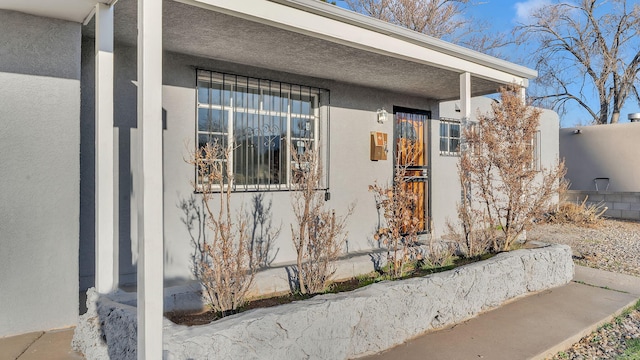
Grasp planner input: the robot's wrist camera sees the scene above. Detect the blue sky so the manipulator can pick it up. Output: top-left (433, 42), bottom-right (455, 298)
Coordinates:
top-left (332, 0), bottom-right (638, 126)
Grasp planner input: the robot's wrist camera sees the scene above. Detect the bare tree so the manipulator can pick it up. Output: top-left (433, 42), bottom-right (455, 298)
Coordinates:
top-left (516, 0), bottom-right (640, 124)
top-left (290, 141), bottom-right (353, 294)
top-left (345, 0), bottom-right (511, 55)
top-left (187, 141), bottom-right (256, 316)
top-left (456, 86), bottom-right (565, 252)
top-left (387, 0), bottom-right (470, 38)
top-left (345, 0), bottom-right (393, 21)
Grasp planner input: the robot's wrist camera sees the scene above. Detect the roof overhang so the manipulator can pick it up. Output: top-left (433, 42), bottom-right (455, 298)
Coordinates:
top-left (174, 0), bottom-right (536, 100)
top-left (0, 0), bottom-right (113, 23)
top-left (237, 0), bottom-right (537, 81)
top-left (21, 0), bottom-right (536, 101)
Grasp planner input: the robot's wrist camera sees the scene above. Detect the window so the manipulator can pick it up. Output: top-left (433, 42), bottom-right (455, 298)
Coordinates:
top-left (439, 118), bottom-right (461, 155)
top-left (196, 70), bottom-right (328, 191)
top-left (528, 130), bottom-right (541, 171)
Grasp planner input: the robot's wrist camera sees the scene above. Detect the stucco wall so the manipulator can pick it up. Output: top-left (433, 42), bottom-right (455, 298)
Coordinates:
top-left (80, 41), bottom-right (485, 288)
top-left (539, 109), bottom-right (562, 173)
top-left (560, 123), bottom-right (640, 192)
top-left (435, 97), bottom-right (492, 238)
top-left (0, 10), bottom-right (81, 337)
top-left (78, 42), bottom-right (561, 291)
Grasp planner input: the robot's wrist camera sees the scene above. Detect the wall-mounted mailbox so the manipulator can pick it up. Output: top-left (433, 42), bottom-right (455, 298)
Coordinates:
top-left (370, 131), bottom-right (388, 161)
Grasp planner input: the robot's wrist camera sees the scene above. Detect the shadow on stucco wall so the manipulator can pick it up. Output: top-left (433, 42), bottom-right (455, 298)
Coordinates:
top-left (178, 193), bottom-right (282, 282)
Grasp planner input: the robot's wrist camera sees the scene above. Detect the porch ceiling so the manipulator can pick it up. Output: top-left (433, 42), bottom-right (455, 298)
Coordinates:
top-left (85, 0), bottom-right (517, 100)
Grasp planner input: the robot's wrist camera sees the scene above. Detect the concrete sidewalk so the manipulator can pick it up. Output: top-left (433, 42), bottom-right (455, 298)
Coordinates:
top-left (1, 265), bottom-right (638, 360)
top-left (0, 328), bottom-right (83, 360)
top-left (362, 265), bottom-right (640, 360)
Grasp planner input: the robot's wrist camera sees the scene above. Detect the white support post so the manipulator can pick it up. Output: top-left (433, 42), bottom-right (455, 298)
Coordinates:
top-left (519, 86), bottom-right (526, 105)
top-left (460, 72), bottom-right (471, 120)
top-left (137, 0), bottom-right (164, 358)
top-left (95, 3), bottom-right (116, 294)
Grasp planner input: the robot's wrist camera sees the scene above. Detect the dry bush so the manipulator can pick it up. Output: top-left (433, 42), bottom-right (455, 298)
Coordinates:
top-left (424, 225), bottom-right (456, 268)
top-left (446, 216), bottom-right (492, 258)
top-left (546, 197), bottom-right (607, 226)
top-left (187, 141), bottom-right (256, 316)
top-left (369, 142), bottom-right (422, 279)
top-left (290, 141), bottom-right (353, 294)
top-left (446, 171), bottom-right (494, 258)
top-left (454, 85), bottom-right (566, 253)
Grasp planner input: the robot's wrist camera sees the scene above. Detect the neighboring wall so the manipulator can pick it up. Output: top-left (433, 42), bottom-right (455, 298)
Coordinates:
top-left (560, 123), bottom-right (640, 192)
top-left (0, 10), bottom-right (81, 337)
top-left (564, 190), bottom-right (640, 221)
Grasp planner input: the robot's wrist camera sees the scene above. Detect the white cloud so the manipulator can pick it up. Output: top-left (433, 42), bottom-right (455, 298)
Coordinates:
top-left (514, 0), bottom-right (552, 23)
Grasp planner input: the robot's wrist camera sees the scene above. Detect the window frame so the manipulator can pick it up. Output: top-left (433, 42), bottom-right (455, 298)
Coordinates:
top-left (195, 69), bottom-right (328, 192)
top-left (529, 130), bottom-right (541, 171)
top-left (439, 118), bottom-right (461, 156)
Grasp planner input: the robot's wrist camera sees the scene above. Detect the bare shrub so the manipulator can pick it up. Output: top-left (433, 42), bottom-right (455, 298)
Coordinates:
top-left (187, 141), bottom-right (256, 316)
top-left (546, 197), bottom-right (607, 226)
top-left (369, 142), bottom-right (422, 278)
top-left (290, 141), bottom-right (353, 294)
top-left (446, 174), bottom-right (493, 258)
top-left (454, 85), bottom-right (566, 253)
top-left (425, 225), bottom-right (456, 268)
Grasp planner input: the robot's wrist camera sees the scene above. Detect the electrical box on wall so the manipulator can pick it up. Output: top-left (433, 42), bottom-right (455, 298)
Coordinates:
top-left (370, 131), bottom-right (388, 161)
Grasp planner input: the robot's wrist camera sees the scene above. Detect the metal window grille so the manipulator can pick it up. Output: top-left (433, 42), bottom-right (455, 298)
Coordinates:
top-left (196, 69), bottom-right (329, 191)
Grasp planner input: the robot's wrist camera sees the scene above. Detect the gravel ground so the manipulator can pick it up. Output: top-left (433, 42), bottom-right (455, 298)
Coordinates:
top-left (528, 218), bottom-right (640, 359)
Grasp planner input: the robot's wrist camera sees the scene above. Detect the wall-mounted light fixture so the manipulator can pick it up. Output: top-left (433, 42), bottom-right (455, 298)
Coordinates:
top-left (573, 129), bottom-right (582, 134)
top-left (377, 109), bottom-right (388, 124)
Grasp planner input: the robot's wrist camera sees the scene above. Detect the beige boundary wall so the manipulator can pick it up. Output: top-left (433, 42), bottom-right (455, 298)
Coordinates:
top-left (564, 190), bottom-right (640, 221)
top-left (560, 122), bottom-right (640, 193)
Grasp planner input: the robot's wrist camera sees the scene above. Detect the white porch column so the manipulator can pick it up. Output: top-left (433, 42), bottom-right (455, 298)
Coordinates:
top-left (460, 72), bottom-right (471, 120)
top-left (95, 3), bottom-right (116, 294)
top-left (137, 0), bottom-right (164, 358)
top-left (519, 86), bottom-right (526, 105)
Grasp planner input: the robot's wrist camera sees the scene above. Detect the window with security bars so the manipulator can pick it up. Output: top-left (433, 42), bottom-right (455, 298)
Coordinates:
top-left (196, 69), bottom-right (328, 191)
top-left (439, 118), bottom-right (461, 155)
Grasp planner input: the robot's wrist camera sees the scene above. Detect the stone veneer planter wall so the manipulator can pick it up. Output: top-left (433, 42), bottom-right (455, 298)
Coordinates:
top-left (73, 244), bottom-right (574, 360)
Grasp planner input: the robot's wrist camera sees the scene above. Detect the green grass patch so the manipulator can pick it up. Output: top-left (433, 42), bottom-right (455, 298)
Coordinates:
top-left (599, 322), bottom-right (614, 331)
top-left (617, 338), bottom-right (640, 359)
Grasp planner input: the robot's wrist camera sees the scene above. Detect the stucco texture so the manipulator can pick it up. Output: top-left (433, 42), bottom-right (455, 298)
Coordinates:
top-left (0, 10), bottom-right (81, 337)
top-left (78, 39), bottom-right (561, 289)
top-left (72, 244), bottom-right (574, 360)
top-left (79, 42), bottom-right (444, 287)
top-left (561, 122), bottom-right (640, 192)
